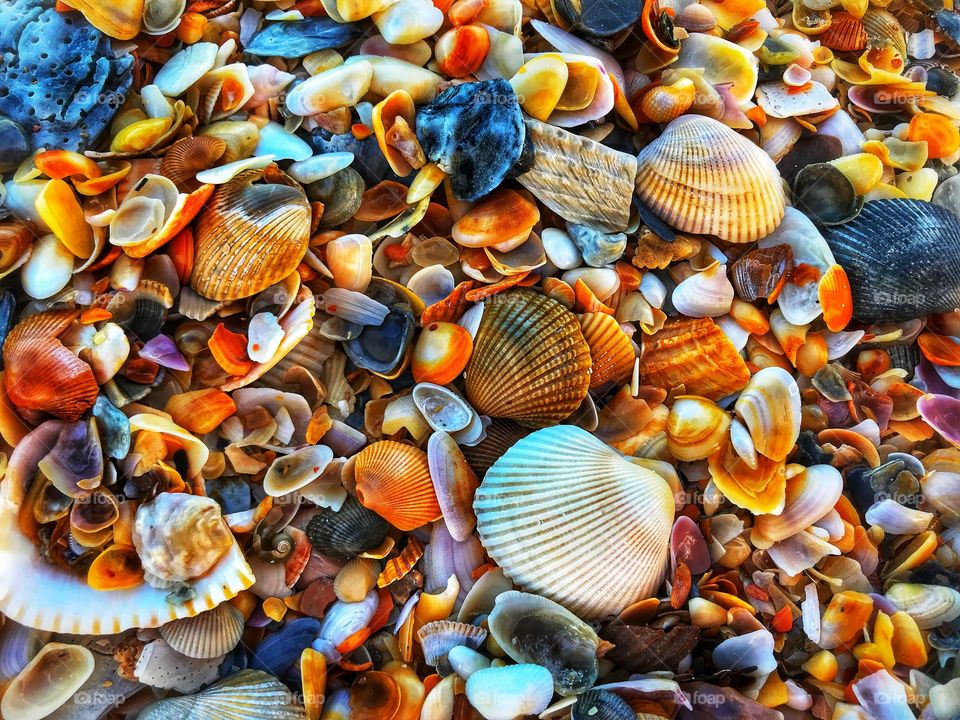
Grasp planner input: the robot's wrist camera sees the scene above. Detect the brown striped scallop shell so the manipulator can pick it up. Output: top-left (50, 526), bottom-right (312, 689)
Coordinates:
top-left (192, 172), bottom-right (312, 302)
top-left (821, 12), bottom-right (868, 51)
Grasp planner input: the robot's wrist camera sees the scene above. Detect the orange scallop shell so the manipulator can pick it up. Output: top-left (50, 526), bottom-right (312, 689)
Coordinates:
top-left (579, 312), bottom-right (636, 388)
top-left (3, 310), bottom-right (98, 422)
top-left (820, 12), bottom-right (868, 51)
top-left (640, 317), bottom-right (751, 400)
top-left (464, 289), bottom-right (592, 427)
top-left (354, 441), bottom-right (442, 531)
top-left (451, 188), bottom-right (540, 249)
top-left (192, 173), bottom-right (312, 301)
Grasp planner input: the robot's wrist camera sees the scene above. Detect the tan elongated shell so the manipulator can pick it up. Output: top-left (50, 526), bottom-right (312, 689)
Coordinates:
top-left (465, 289), bottom-right (591, 427)
top-left (474, 425), bottom-right (674, 618)
top-left (734, 367), bottom-right (802, 462)
top-left (640, 317), bottom-right (750, 400)
top-left (139, 670), bottom-right (306, 719)
top-left (193, 172), bottom-right (311, 302)
top-left (517, 119), bottom-right (638, 232)
top-left (635, 115), bottom-right (786, 243)
top-left (579, 312), bottom-right (636, 389)
top-left (159, 603), bottom-right (246, 659)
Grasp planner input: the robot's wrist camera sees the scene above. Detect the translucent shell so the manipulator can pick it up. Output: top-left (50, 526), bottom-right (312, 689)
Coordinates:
top-left (579, 312), bottom-right (635, 388)
top-left (818, 264), bottom-right (854, 332)
top-left (1, 643), bottom-right (95, 720)
top-left (427, 430), bottom-right (480, 541)
top-left (667, 396), bottom-right (731, 462)
top-left (87, 545), bottom-right (144, 591)
top-left (412, 321), bottom-right (474, 385)
top-left (707, 446), bottom-right (786, 515)
top-left (263, 445), bottom-right (335, 498)
top-left (451, 188), bottom-right (540, 250)
top-left (635, 115), bottom-right (786, 243)
top-left (465, 664), bottom-right (554, 720)
top-left (34, 179), bottom-right (94, 258)
top-left (475, 425), bottom-right (675, 618)
top-left (353, 440), bottom-right (442, 531)
top-left (373, 89), bottom-right (419, 177)
top-left (435, 24), bottom-right (491, 78)
top-left (165, 388), bottom-right (237, 435)
top-left (465, 289), bottom-right (592, 427)
top-left (752, 464), bottom-right (844, 542)
top-left (64, 0), bottom-right (143, 39)
top-left (510, 53), bottom-right (569, 121)
top-left (734, 367), bottom-right (802, 462)
top-left (326, 234), bottom-right (373, 292)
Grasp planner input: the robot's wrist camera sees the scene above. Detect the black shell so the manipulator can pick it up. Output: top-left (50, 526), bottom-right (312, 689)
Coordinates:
top-left (572, 690), bottom-right (636, 720)
top-left (244, 18), bottom-right (361, 58)
top-left (822, 199), bottom-right (960, 322)
top-left (305, 496), bottom-right (389, 560)
top-left (793, 163), bottom-right (863, 226)
top-left (553, 0), bottom-right (642, 36)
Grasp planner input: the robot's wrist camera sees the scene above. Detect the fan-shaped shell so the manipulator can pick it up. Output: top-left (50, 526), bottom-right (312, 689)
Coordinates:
top-left (2, 310), bottom-right (98, 422)
top-left (474, 425), bottom-right (675, 618)
top-left (820, 199), bottom-right (960, 322)
top-left (579, 312), bottom-right (635, 388)
top-left (193, 173), bottom-right (311, 302)
top-left (159, 603), bottom-right (246, 659)
top-left (635, 115), bottom-right (786, 243)
top-left (305, 496), bottom-right (390, 560)
top-left (464, 289), bottom-right (591, 427)
top-left (139, 670), bottom-right (306, 720)
top-left (353, 441), bottom-right (442, 531)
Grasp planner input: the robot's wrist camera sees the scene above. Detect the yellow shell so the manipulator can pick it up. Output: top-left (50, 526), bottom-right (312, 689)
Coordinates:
top-left (192, 172), bottom-right (311, 302)
top-left (63, 0), bottom-right (144, 39)
top-left (354, 441), bottom-right (442, 531)
top-left (734, 367), bottom-right (801, 462)
top-left (475, 425), bottom-right (674, 618)
top-left (634, 114), bottom-right (786, 243)
top-left (464, 289), bottom-right (592, 428)
top-left (641, 79), bottom-right (696, 124)
top-left (667, 395), bottom-right (731, 462)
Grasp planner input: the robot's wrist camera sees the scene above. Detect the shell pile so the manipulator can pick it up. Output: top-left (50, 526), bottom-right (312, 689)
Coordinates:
top-left (4, 0), bottom-right (960, 717)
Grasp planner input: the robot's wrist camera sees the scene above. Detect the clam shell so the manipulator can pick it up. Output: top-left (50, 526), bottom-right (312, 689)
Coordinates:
top-left (572, 690), bottom-right (636, 720)
top-left (734, 367), bottom-right (801, 462)
top-left (333, 557), bottom-right (380, 602)
top-left (886, 583), bottom-right (960, 629)
top-left (635, 115), bottom-right (786, 243)
top-left (464, 289), bottom-right (591, 428)
top-left (474, 425), bottom-right (674, 618)
top-left (263, 445), bottom-right (335, 497)
top-left (417, 620), bottom-right (487, 673)
top-left (667, 396), bottom-right (731, 462)
top-left (193, 173), bottom-right (311, 302)
top-left (753, 465), bottom-right (843, 542)
top-left (517, 119), bottom-right (638, 233)
top-left (139, 669), bottom-right (306, 719)
top-left (465, 664), bottom-right (554, 720)
top-left (820, 199), bottom-right (960, 322)
top-left (639, 317), bottom-right (751, 400)
top-left (579, 312), bottom-right (635, 388)
top-left (159, 603), bottom-right (246, 659)
top-left (305, 496), bottom-right (390, 560)
top-left (354, 440), bottom-right (442, 531)
top-left (428, 430), bottom-right (480, 541)
top-left (1, 642), bottom-right (94, 720)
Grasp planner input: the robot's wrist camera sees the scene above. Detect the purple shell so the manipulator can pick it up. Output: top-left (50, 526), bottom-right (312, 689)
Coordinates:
top-left (139, 334), bottom-right (190, 372)
top-left (918, 394), bottom-right (960, 446)
top-left (670, 516), bottom-right (711, 575)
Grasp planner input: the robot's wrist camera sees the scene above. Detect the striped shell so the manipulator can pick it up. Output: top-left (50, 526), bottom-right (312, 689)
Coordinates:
top-left (158, 603), bottom-right (247, 659)
top-left (579, 312), bottom-right (636, 388)
top-left (192, 173), bottom-right (311, 302)
top-left (634, 115), bottom-right (786, 243)
top-left (474, 425), bottom-right (674, 618)
top-left (139, 670), bottom-right (305, 720)
top-left (465, 289), bottom-right (591, 428)
top-left (820, 12), bottom-right (868, 51)
top-left (821, 200), bottom-right (960, 322)
top-left (353, 441), bottom-right (442, 531)
top-left (517, 119), bottom-right (638, 232)
top-left (862, 8), bottom-right (907, 59)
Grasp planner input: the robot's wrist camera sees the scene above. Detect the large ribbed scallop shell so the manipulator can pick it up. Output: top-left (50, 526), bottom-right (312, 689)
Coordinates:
top-left (158, 603), bottom-right (246, 659)
top-left (639, 317), bottom-right (750, 400)
top-left (635, 115), bottom-right (786, 243)
top-left (0, 481), bottom-right (253, 634)
top-left (353, 441), bottom-right (442, 531)
top-left (474, 425), bottom-right (675, 618)
top-left (3, 310), bottom-right (98, 422)
top-left (517, 119), bottom-right (638, 232)
top-left (193, 172), bottom-right (311, 302)
top-left (464, 289), bottom-right (591, 428)
top-left (821, 199), bottom-right (960, 322)
top-left (139, 670), bottom-right (305, 720)
top-left (579, 312), bottom-right (636, 388)
top-left (862, 8), bottom-right (907, 59)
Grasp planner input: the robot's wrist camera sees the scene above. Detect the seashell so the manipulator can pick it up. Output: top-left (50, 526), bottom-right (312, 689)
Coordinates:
top-left (488, 591), bottom-right (599, 695)
top-left (635, 115), bottom-right (786, 243)
top-left (821, 11), bottom-right (868, 50)
top-left (263, 445), bottom-right (335, 498)
top-left (641, 79), bottom-right (697, 124)
top-left (143, 0), bottom-right (185, 34)
top-left (918, 394), bottom-right (960, 447)
top-left (325, 234), bottom-right (372, 292)
top-left (579, 312), bottom-right (634, 388)
top-left (518, 119), bottom-right (637, 233)
top-left (862, 8), bottom-right (907, 60)
top-left (322, 288), bottom-right (389, 326)
top-left (21, 233), bottom-right (73, 300)
top-left (731, 245), bottom-right (792, 302)
top-left (572, 690), bottom-right (636, 720)
top-left (640, 317), bottom-right (751, 400)
top-left (752, 464), bottom-right (843, 542)
top-left (199, 122), bottom-right (261, 165)
top-left (305, 496), bottom-right (389, 560)
top-left (373, 0), bottom-right (444, 44)
top-left (1, 642), bottom-right (94, 720)
top-left (475, 425), bottom-right (674, 618)
top-left (712, 629), bottom-right (777, 677)
top-left (756, 81), bottom-right (839, 119)
top-left (886, 583), bottom-right (960, 629)
top-left (193, 173), bottom-right (311, 302)
top-left (3, 310), bottom-right (98, 422)
top-left (416, 79), bottom-right (525, 202)
top-left (566, 223), bottom-right (626, 268)
top-left (353, 440), bottom-right (442, 531)
top-left (35, 179), bottom-right (93, 258)
top-left (161, 137), bottom-right (227, 190)
top-left (159, 603), bottom-right (246, 660)
top-left (413, 321), bottom-right (473, 386)
top-left (509, 54), bottom-right (568, 122)
top-left (317, 590), bottom-right (379, 649)
top-left (65, 0), bottom-right (143, 39)
top-left (708, 445), bottom-right (786, 515)
top-left (286, 62), bottom-right (373, 116)
top-left (372, 89), bottom-right (421, 178)
top-left (734, 367), bottom-right (801, 462)
top-left (673, 33), bottom-right (758, 105)
top-left (153, 42), bottom-right (217, 97)
top-left (448, 646), bottom-right (490, 680)
top-left (667, 396), bottom-right (731, 462)
top-left (865, 500), bottom-right (933, 535)
top-left (672, 264), bottom-right (735, 318)
top-left (793, 163), bottom-right (862, 227)
top-left (428, 431), bottom-right (480, 542)
top-left (452, 188), bottom-right (539, 250)
top-left (307, 167), bottom-right (365, 228)
top-left (465, 289), bottom-right (591, 427)
top-left (408, 265), bottom-right (456, 306)
top-left (465, 664), bottom-right (554, 720)
top-left (821, 200), bottom-right (960, 322)
top-left (254, 122), bottom-right (312, 163)
top-left (245, 17), bottom-right (362, 58)
top-left (334, 557), bottom-right (380, 602)
top-left (417, 620), bottom-right (487, 674)
top-left (287, 153), bottom-right (354, 185)
top-left (138, 669), bottom-right (306, 719)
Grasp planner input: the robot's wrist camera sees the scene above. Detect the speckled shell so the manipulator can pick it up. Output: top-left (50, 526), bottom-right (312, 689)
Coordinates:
top-left (635, 115), bottom-right (786, 243)
top-left (474, 425), bottom-right (674, 618)
top-left (517, 119), bottom-right (638, 232)
top-left (465, 289), bottom-right (592, 427)
top-left (640, 317), bottom-right (751, 400)
top-left (193, 173), bottom-right (311, 302)
top-left (821, 200), bottom-right (960, 322)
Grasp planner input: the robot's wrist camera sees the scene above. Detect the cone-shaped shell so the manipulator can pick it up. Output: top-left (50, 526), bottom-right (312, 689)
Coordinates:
top-left (193, 173), bottom-right (311, 302)
top-left (475, 425), bottom-right (674, 618)
top-left (635, 115), bottom-right (786, 243)
top-left (640, 317), bottom-right (750, 400)
top-left (159, 603), bottom-right (246, 659)
top-left (579, 312), bottom-right (635, 388)
top-left (139, 670), bottom-right (306, 719)
top-left (517, 119), bottom-right (637, 232)
top-left (353, 441), bottom-right (442, 531)
top-left (465, 289), bottom-right (591, 428)
top-left (3, 310), bottom-right (98, 422)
